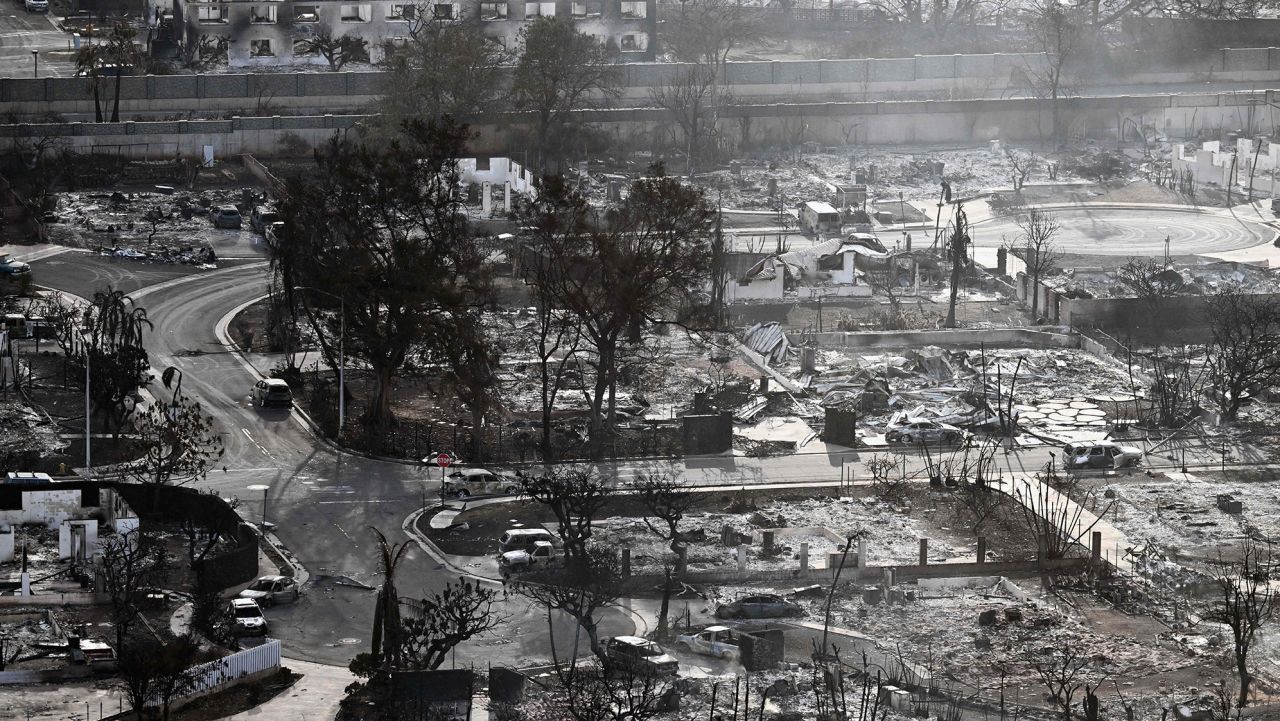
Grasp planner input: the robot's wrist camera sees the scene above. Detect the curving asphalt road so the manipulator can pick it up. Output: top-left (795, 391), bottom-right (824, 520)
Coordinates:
top-left (970, 207), bottom-right (1276, 256)
top-left (30, 257), bottom-right (634, 667)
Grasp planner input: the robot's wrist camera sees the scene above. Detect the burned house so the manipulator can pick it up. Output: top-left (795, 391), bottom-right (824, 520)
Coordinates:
top-left (173, 0), bottom-right (657, 66)
top-left (777, 234), bottom-right (891, 298)
top-left (722, 252), bottom-right (784, 302)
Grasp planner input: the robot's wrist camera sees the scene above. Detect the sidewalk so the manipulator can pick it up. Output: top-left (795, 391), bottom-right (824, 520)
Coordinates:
top-left (224, 656), bottom-right (353, 721)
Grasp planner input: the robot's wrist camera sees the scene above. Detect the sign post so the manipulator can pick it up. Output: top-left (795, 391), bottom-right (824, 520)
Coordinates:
top-left (435, 452), bottom-right (453, 507)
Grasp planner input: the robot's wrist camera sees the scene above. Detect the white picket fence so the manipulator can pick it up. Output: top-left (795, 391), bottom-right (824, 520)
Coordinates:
top-left (180, 639), bottom-right (282, 700)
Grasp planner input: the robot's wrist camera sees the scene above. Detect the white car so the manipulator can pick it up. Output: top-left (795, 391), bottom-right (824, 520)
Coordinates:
top-left (500, 540), bottom-right (557, 576)
top-left (228, 598), bottom-right (269, 636)
top-left (676, 626), bottom-right (741, 661)
top-left (442, 468), bottom-right (524, 498)
top-left (1063, 441), bottom-right (1143, 470)
top-left (238, 575), bottom-right (301, 607)
top-left (251, 378), bottom-right (293, 408)
top-left (24, 0), bottom-right (48, 12)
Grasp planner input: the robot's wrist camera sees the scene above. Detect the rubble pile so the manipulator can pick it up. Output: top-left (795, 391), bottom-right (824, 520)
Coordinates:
top-left (835, 581), bottom-right (1193, 699)
top-left (590, 495), bottom-right (961, 575)
top-left (582, 147), bottom-right (1072, 214)
top-left (797, 345), bottom-right (1139, 442)
top-left (46, 188), bottom-right (269, 265)
top-left (483, 309), bottom-right (745, 424)
top-left (0, 400), bottom-right (67, 463)
top-left (1102, 475), bottom-right (1280, 553)
top-left (1049, 261), bottom-right (1280, 299)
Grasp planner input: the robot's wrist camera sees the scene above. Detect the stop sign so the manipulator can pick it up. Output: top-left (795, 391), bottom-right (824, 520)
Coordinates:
top-left (436, 453), bottom-right (452, 468)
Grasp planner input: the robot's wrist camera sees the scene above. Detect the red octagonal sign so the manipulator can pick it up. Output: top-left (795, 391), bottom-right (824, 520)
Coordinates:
top-left (435, 453), bottom-right (452, 468)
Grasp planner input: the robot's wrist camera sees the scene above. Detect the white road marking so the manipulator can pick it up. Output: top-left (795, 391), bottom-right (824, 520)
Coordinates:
top-left (331, 522), bottom-right (356, 543)
top-left (241, 428), bottom-right (273, 457)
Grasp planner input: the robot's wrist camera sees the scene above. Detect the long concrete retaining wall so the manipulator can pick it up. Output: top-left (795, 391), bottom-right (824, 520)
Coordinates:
top-left (796, 326), bottom-right (1078, 350)
top-left (2, 48), bottom-right (1278, 119)
top-left (624, 556), bottom-right (1087, 589)
top-left (2, 89), bottom-right (1277, 159)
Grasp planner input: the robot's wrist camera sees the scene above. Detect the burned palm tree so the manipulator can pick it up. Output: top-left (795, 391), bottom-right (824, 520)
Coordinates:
top-left (370, 527), bottom-right (411, 670)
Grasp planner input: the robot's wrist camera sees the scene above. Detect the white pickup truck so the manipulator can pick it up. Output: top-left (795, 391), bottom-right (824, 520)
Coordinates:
top-left (499, 540), bottom-right (557, 576)
top-left (675, 626), bottom-right (741, 661)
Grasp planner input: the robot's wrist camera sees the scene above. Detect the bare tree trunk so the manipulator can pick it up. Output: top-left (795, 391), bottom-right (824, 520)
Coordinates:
top-left (368, 365), bottom-right (396, 430)
top-left (111, 66), bottom-right (123, 123)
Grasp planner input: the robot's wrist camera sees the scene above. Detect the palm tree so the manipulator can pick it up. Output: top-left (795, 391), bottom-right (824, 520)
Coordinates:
top-left (103, 24), bottom-right (143, 123)
top-left (74, 24), bottom-right (142, 123)
top-left (74, 41), bottom-right (105, 123)
top-left (369, 527), bottom-right (410, 671)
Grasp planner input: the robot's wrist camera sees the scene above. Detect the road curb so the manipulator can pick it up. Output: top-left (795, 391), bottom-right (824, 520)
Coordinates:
top-left (213, 293), bottom-right (430, 469)
top-left (402, 507), bottom-right (503, 587)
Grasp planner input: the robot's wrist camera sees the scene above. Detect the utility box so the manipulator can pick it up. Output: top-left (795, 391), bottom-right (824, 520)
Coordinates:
top-left (824, 407), bottom-right (859, 446)
top-left (1216, 494), bottom-right (1244, 514)
top-left (682, 413), bottom-right (732, 455)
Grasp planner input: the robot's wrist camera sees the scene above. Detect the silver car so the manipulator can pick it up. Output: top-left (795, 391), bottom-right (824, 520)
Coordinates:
top-left (886, 419), bottom-right (966, 446)
top-left (1063, 441), bottom-right (1142, 470)
top-left (238, 575), bottom-right (301, 607)
top-left (212, 206), bottom-right (243, 229)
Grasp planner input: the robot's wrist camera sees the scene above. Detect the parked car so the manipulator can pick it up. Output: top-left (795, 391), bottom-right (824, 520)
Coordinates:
top-left (442, 468), bottom-right (524, 498)
top-left (24, 0), bottom-right (48, 12)
top-left (676, 626), bottom-right (741, 661)
top-left (0, 253), bottom-right (31, 277)
top-left (605, 636), bottom-right (679, 677)
top-left (715, 594), bottom-right (804, 620)
top-left (498, 528), bottom-right (556, 553)
top-left (238, 575), bottom-right (301, 607)
top-left (1062, 441), bottom-right (1142, 470)
top-left (251, 378), bottom-right (293, 408)
top-left (886, 419), bottom-right (966, 446)
top-left (249, 206), bottom-right (280, 234)
top-left (500, 540), bottom-right (556, 576)
top-left (228, 598), bottom-right (269, 636)
top-left (212, 206), bottom-right (243, 229)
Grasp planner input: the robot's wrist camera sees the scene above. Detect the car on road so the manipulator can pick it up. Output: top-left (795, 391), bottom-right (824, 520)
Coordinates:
top-left (24, 0), bottom-right (48, 11)
top-left (498, 528), bottom-right (556, 553)
top-left (442, 468), bottom-right (524, 498)
top-left (1062, 441), bottom-right (1142, 470)
top-left (0, 254), bottom-right (31, 277)
top-left (715, 593), bottom-right (804, 620)
top-left (249, 206), bottom-right (280, 234)
top-left (251, 378), bottom-right (293, 408)
top-left (499, 540), bottom-right (556, 576)
top-left (228, 598), bottom-right (269, 636)
top-left (212, 206), bottom-right (243, 229)
top-left (676, 626), bottom-right (741, 661)
top-left (238, 575), bottom-right (301, 607)
top-left (886, 419), bottom-right (966, 446)
top-left (605, 636), bottom-right (678, 677)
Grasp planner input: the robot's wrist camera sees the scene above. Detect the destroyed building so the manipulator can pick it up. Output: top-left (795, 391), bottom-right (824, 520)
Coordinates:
top-left (1019, 259), bottom-right (1280, 337)
top-left (173, 0), bottom-right (657, 66)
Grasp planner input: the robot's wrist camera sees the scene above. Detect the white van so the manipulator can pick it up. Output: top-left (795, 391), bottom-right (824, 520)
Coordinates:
top-left (498, 528), bottom-right (556, 553)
